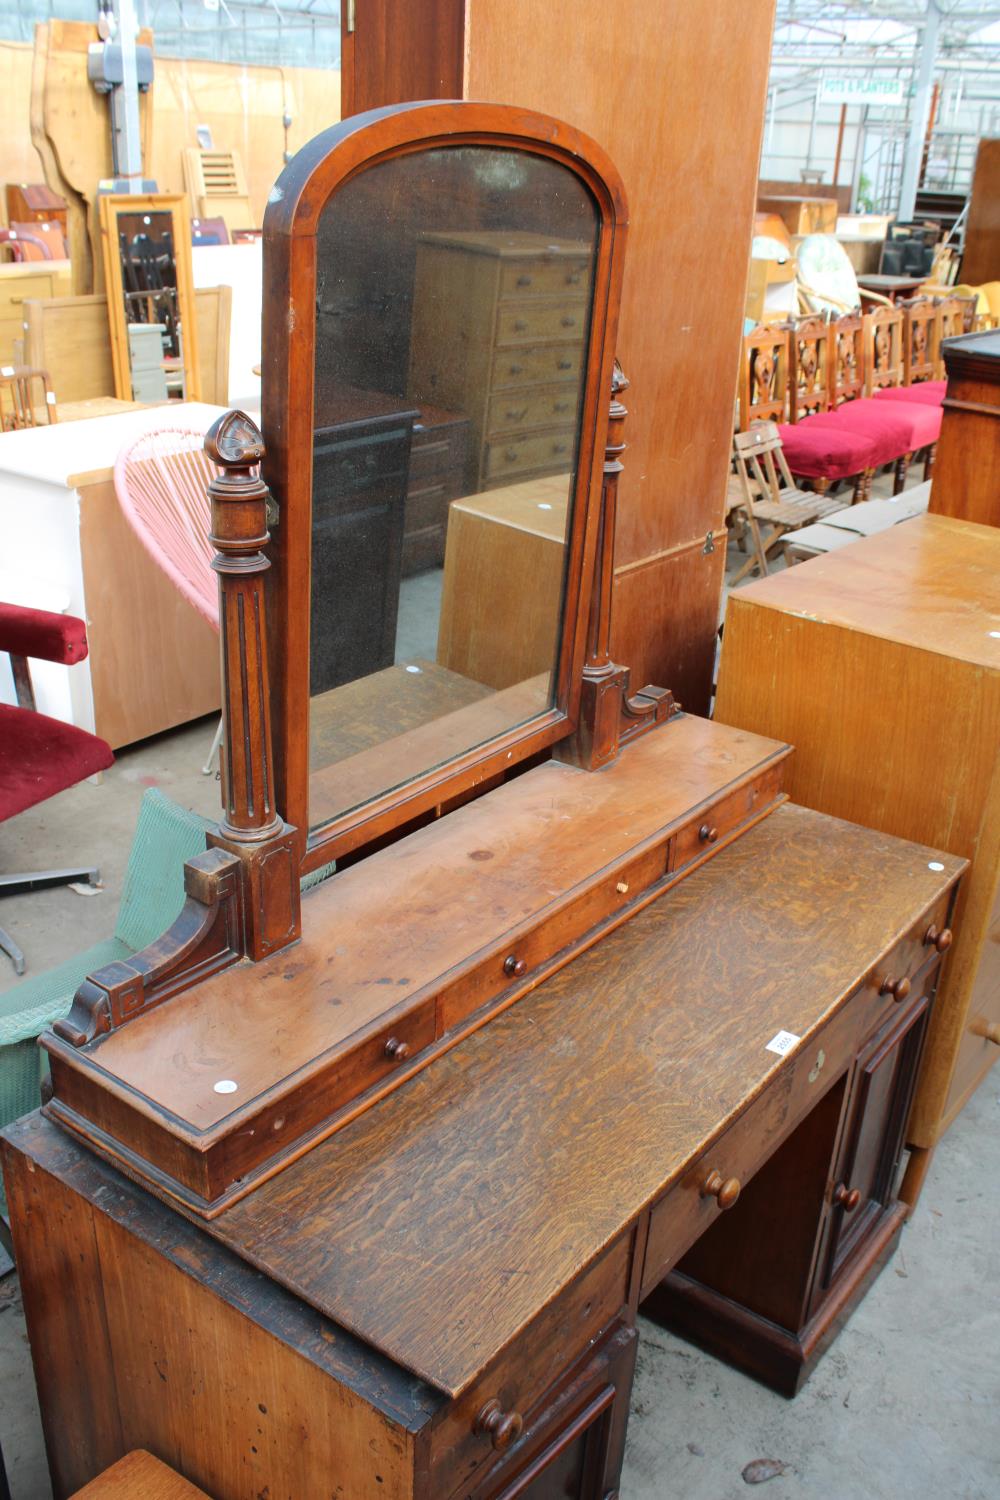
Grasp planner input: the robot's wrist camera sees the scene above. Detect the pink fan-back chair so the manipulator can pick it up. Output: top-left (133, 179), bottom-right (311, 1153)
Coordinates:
top-left (114, 427), bottom-right (223, 769)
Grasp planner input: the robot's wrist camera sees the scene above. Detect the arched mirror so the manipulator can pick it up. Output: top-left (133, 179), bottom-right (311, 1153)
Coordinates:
top-left (262, 103), bottom-right (627, 870)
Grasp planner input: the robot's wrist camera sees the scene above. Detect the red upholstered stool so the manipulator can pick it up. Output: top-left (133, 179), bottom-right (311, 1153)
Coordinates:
top-left (777, 421), bottom-right (877, 492)
top-left (0, 602), bottom-right (114, 974)
top-left (874, 379), bottom-right (947, 406)
top-left (810, 397), bottom-right (941, 461)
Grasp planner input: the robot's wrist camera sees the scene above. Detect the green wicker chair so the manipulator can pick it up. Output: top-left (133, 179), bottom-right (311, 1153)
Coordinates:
top-left (0, 788), bottom-right (213, 1132)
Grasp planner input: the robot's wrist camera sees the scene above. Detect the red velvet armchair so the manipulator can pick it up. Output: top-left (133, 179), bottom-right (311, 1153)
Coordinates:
top-left (0, 602), bottom-right (114, 974)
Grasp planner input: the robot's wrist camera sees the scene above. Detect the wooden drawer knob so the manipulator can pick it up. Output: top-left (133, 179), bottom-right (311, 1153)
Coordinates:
top-left (504, 955), bottom-right (527, 978)
top-left (701, 1169), bottom-right (741, 1210)
top-left (833, 1183), bottom-right (861, 1212)
top-left (879, 975), bottom-right (911, 1003)
top-left (516, 274), bottom-right (532, 287)
top-left (924, 924), bottom-right (953, 953)
top-left (384, 1037), bottom-right (410, 1062)
top-left (475, 1398), bottom-right (523, 1451)
top-left (699, 823), bottom-right (719, 844)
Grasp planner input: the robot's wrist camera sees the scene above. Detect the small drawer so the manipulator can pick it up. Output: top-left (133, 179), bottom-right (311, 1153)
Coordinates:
top-left (670, 765), bottom-right (784, 870)
top-left (426, 1234), bottom-right (631, 1498)
top-left (406, 480), bottom-right (458, 534)
top-left (499, 257), bottom-right (591, 300)
top-left (484, 427), bottom-right (576, 483)
top-left (401, 522), bottom-right (446, 577)
top-left (496, 300), bottom-right (588, 347)
top-left (411, 426), bottom-right (470, 480)
top-left (437, 840), bottom-right (671, 1034)
top-left (859, 888), bottom-right (953, 1010)
top-left (486, 383), bottom-right (581, 437)
top-left (211, 999), bottom-right (436, 1197)
top-left (491, 344), bottom-right (583, 390)
top-left (639, 888), bottom-right (957, 1298)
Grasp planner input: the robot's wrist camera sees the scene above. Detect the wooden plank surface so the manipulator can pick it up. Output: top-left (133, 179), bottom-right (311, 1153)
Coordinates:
top-left (199, 802), bottom-right (962, 1395)
top-left (72, 1451), bottom-right (209, 1499)
top-left (716, 513), bottom-right (1000, 665)
top-left (85, 715), bottom-right (787, 1135)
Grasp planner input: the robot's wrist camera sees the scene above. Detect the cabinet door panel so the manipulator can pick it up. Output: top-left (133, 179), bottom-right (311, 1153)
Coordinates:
top-left (819, 992), bottom-right (931, 1291)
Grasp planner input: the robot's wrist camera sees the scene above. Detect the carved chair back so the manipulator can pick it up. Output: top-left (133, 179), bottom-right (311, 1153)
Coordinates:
top-left (0, 366), bottom-right (57, 430)
top-left (900, 296), bottom-right (938, 384)
top-left (733, 421), bottom-right (800, 507)
top-left (933, 295), bottom-right (968, 377)
top-left (829, 312), bottom-right (865, 407)
top-left (864, 306), bottom-right (904, 393)
top-left (739, 324), bottom-right (789, 428)
top-left (786, 315), bottom-right (832, 421)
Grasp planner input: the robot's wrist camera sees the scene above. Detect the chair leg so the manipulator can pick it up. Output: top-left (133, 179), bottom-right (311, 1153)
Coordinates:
top-left (893, 452), bottom-right (911, 495)
top-left (924, 442), bottom-right (937, 482)
top-left (202, 715), bottom-right (224, 776)
top-left (0, 926), bottom-right (25, 976)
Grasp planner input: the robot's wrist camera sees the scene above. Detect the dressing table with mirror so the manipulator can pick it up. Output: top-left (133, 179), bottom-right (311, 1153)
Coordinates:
top-left (3, 103), bottom-right (966, 1500)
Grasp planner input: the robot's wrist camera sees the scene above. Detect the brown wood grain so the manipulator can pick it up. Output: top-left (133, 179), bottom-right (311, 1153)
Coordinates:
top-left (60, 716), bottom-right (786, 1132)
top-left (960, 138), bottom-right (1000, 286)
top-left (463, 0), bottom-right (777, 715)
top-left (71, 1451), bottom-right (210, 1499)
top-left (193, 803), bottom-right (962, 1395)
top-left (929, 331), bottom-right (1000, 529)
top-left (2, 1116), bottom-right (432, 1500)
top-left (715, 513), bottom-right (1000, 1158)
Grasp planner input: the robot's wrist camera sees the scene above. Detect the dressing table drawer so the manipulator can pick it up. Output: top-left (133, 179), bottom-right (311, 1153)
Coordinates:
top-left (640, 891), bottom-right (954, 1298)
top-left (670, 763), bottom-right (784, 869)
top-left (486, 383), bottom-right (579, 437)
top-left (490, 343), bottom-right (583, 390)
top-left (499, 257), bottom-right (590, 300)
top-left (496, 301), bottom-right (587, 347)
top-left (484, 427), bottom-right (575, 482)
top-left (425, 1234), bottom-right (631, 1497)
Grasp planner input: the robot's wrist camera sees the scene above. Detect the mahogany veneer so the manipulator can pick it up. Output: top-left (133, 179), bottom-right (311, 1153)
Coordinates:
top-left (42, 714), bottom-right (790, 1215)
top-left (928, 329), bottom-right (1000, 528)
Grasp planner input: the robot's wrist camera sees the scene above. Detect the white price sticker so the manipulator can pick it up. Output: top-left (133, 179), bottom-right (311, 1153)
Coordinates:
top-left (766, 1029), bottom-right (801, 1057)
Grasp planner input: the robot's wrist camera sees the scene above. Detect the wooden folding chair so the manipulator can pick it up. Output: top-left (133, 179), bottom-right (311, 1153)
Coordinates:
top-left (730, 422), bottom-right (842, 584)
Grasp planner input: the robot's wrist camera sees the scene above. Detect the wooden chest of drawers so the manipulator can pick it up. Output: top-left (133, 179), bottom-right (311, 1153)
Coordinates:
top-left (715, 513), bottom-right (1000, 1201)
top-left (407, 230), bottom-right (592, 493)
top-left (403, 403), bottom-right (471, 575)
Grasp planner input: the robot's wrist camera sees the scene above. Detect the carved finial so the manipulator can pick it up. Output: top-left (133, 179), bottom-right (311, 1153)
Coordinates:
top-left (205, 408), bottom-right (266, 469)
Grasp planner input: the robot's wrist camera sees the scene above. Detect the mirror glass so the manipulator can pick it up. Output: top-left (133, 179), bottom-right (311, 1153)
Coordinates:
top-left (308, 145), bottom-right (599, 833)
top-left (114, 209), bottom-right (188, 401)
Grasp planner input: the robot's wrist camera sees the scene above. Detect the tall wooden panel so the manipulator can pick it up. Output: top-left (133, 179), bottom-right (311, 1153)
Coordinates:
top-left (341, 0), bottom-right (464, 119)
top-left (340, 0), bottom-right (777, 714)
top-left (960, 138), bottom-right (1000, 287)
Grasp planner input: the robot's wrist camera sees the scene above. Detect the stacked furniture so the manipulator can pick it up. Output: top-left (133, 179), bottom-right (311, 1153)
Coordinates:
top-left (407, 230), bottom-right (592, 495)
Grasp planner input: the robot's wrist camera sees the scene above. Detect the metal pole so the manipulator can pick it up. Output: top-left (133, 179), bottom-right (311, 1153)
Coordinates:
top-left (898, 0), bottom-right (942, 221)
top-left (114, 0), bottom-right (145, 190)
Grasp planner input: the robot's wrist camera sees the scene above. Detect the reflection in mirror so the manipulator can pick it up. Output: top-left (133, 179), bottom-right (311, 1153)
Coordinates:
top-left (114, 209), bottom-right (187, 401)
top-left (308, 145), bottom-right (599, 833)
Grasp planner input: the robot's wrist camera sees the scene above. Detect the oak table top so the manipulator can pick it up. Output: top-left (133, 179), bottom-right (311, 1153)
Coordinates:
top-left (199, 802), bottom-right (962, 1396)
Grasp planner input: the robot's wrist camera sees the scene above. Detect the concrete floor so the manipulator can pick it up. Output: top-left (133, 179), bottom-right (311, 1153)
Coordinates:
top-left (4, 465), bottom-right (994, 1500)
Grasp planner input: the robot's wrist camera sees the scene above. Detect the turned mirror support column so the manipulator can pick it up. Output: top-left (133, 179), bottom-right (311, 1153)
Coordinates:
top-left (205, 410), bottom-right (301, 962)
top-left (562, 364), bottom-right (678, 771)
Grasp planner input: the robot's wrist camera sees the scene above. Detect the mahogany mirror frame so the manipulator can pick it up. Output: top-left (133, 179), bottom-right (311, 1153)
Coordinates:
top-left (260, 100), bottom-right (629, 874)
top-left (97, 191), bottom-right (201, 403)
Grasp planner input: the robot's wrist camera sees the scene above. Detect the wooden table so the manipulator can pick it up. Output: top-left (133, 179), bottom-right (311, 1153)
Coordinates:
top-left (857, 273), bottom-right (925, 302)
top-left (716, 513), bottom-right (1000, 1199)
top-left (71, 1451), bottom-right (209, 1499)
top-left (3, 801), bottom-right (963, 1496)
